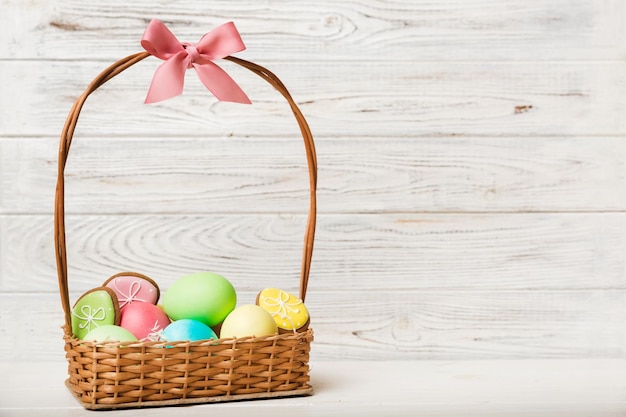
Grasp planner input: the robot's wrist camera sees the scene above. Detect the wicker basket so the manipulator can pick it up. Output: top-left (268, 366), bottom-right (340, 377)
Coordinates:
top-left (54, 51), bottom-right (317, 410)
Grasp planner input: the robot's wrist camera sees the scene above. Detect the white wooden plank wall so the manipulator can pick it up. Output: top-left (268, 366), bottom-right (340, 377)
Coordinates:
top-left (1, 0), bottom-right (625, 361)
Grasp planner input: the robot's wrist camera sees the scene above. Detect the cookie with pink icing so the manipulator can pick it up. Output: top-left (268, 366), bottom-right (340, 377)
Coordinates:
top-left (103, 272), bottom-right (160, 310)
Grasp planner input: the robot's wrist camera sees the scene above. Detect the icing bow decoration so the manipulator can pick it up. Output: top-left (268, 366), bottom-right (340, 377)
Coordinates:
top-left (263, 290), bottom-right (302, 320)
top-left (141, 19), bottom-right (251, 104)
top-left (113, 279), bottom-right (148, 308)
top-left (72, 305), bottom-right (106, 331)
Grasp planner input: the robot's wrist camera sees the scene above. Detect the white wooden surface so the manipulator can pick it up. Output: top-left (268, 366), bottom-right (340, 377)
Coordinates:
top-left (1, 0), bottom-right (626, 372)
top-left (1, 359), bottom-right (625, 416)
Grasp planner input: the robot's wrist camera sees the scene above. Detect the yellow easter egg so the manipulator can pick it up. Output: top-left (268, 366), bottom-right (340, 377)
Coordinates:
top-left (219, 305), bottom-right (277, 339)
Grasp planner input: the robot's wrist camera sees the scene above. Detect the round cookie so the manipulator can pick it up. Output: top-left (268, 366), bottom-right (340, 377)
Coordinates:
top-left (103, 272), bottom-right (160, 310)
top-left (71, 287), bottom-right (120, 340)
top-left (256, 288), bottom-right (310, 334)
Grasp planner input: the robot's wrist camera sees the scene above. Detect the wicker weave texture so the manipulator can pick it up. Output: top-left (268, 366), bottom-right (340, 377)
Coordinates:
top-left (64, 329), bottom-right (313, 409)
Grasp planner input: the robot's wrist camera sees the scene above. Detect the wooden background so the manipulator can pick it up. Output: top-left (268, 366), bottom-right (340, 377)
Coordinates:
top-left (1, 0), bottom-right (625, 362)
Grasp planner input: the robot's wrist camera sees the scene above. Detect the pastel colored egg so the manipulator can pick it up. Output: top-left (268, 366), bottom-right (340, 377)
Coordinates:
top-left (220, 304), bottom-right (278, 339)
top-left (119, 301), bottom-right (171, 341)
top-left (103, 272), bottom-right (160, 310)
top-left (257, 288), bottom-right (310, 333)
top-left (71, 287), bottom-right (120, 340)
top-left (162, 272), bottom-right (236, 327)
top-left (160, 319), bottom-right (218, 343)
top-left (83, 325), bottom-right (138, 343)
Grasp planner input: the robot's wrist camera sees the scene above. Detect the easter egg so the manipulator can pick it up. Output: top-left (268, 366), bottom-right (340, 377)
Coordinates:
top-left (71, 287), bottom-right (120, 340)
top-left (83, 325), bottom-right (138, 343)
top-left (162, 272), bottom-right (236, 327)
top-left (257, 288), bottom-right (310, 333)
top-left (220, 304), bottom-right (278, 339)
top-left (103, 272), bottom-right (160, 310)
top-left (160, 319), bottom-right (218, 342)
top-left (119, 302), bottom-right (171, 341)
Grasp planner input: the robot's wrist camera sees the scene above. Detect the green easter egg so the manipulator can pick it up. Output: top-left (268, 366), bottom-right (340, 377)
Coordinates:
top-left (163, 272), bottom-right (236, 327)
top-left (83, 325), bottom-right (138, 343)
top-left (71, 288), bottom-right (119, 340)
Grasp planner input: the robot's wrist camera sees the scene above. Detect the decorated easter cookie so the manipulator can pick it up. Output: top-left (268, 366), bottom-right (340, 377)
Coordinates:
top-left (120, 302), bottom-right (171, 341)
top-left (103, 272), bottom-right (160, 310)
top-left (256, 288), bottom-right (310, 333)
top-left (71, 287), bottom-right (120, 340)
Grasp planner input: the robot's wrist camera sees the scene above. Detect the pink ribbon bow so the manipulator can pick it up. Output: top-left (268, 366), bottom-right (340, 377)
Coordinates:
top-left (141, 19), bottom-right (251, 104)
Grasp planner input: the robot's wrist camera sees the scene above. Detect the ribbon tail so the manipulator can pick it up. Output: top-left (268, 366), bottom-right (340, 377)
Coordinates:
top-left (145, 51), bottom-right (188, 103)
top-left (193, 61), bottom-right (251, 104)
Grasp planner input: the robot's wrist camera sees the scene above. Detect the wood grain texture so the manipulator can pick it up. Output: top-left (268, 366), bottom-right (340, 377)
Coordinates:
top-left (1, 290), bottom-right (623, 361)
top-left (3, 136), bottom-right (626, 214)
top-left (3, 0), bottom-right (625, 61)
top-left (2, 60), bottom-right (626, 137)
top-left (2, 213), bottom-right (625, 294)
top-left (2, 0), bottom-right (626, 362)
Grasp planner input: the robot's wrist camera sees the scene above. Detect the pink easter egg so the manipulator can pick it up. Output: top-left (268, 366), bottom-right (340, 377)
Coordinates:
top-left (120, 302), bottom-right (171, 341)
top-left (103, 272), bottom-right (160, 310)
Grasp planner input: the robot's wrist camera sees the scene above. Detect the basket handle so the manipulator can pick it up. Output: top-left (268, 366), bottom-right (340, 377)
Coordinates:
top-left (54, 52), bottom-right (317, 329)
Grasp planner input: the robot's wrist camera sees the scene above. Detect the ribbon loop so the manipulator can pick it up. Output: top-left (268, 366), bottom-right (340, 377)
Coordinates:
top-left (141, 19), bottom-right (251, 104)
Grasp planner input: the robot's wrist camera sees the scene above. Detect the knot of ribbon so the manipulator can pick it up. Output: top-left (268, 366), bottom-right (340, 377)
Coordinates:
top-left (141, 19), bottom-right (251, 104)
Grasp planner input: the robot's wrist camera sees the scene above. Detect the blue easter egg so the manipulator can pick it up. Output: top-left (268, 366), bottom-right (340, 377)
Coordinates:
top-left (160, 319), bottom-right (217, 343)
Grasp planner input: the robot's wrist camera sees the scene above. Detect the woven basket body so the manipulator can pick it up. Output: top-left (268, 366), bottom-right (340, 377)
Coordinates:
top-left (54, 52), bottom-right (317, 409)
top-left (63, 330), bottom-right (313, 409)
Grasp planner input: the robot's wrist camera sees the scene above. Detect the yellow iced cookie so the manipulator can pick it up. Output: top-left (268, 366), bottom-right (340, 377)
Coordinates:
top-left (256, 288), bottom-right (310, 333)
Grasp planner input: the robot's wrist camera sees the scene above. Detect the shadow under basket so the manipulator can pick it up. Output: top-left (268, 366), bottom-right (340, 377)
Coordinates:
top-left (54, 52), bottom-right (318, 410)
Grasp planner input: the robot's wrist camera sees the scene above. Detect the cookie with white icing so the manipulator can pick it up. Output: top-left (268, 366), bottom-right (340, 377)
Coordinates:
top-left (103, 272), bottom-right (160, 310)
top-left (71, 287), bottom-right (120, 340)
top-left (256, 288), bottom-right (310, 333)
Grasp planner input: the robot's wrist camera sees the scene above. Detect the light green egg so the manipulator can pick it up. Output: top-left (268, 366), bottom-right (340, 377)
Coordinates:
top-left (163, 272), bottom-right (237, 327)
top-left (83, 325), bottom-right (138, 343)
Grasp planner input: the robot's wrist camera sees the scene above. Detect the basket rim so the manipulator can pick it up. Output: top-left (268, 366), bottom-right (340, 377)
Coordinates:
top-left (63, 326), bottom-right (314, 348)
